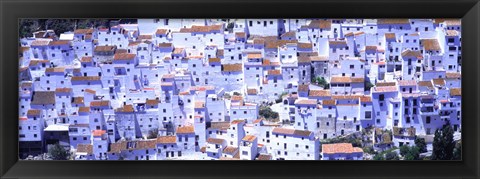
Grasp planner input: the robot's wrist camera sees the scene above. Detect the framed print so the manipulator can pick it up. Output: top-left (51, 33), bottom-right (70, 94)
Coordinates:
top-left (1, 0), bottom-right (480, 178)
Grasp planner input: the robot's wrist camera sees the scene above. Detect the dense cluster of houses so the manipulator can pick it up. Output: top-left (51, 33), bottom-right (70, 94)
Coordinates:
top-left (18, 19), bottom-right (461, 160)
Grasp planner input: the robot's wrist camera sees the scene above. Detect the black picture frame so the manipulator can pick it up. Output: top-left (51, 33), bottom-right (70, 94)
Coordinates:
top-left (1, 0), bottom-right (479, 178)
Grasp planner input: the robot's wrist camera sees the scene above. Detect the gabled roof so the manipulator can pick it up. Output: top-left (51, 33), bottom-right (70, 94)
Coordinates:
top-left (31, 91), bottom-right (55, 105)
top-left (177, 126), bottom-right (195, 134)
top-left (322, 143), bottom-right (363, 154)
top-left (157, 136), bottom-right (177, 144)
top-left (207, 137), bottom-right (225, 145)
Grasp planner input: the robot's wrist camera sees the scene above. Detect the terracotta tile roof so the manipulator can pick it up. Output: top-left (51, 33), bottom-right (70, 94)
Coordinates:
top-left (401, 50), bottom-right (423, 59)
top-left (31, 40), bottom-right (51, 46)
top-left (128, 41), bottom-right (143, 47)
top-left (207, 137), bottom-right (225, 145)
top-left (177, 126), bottom-right (195, 134)
top-left (109, 141), bottom-right (127, 153)
top-left (295, 99), bottom-right (317, 105)
top-left (446, 30), bottom-right (459, 36)
top-left (444, 19), bottom-right (461, 26)
top-left (90, 100), bottom-right (110, 107)
top-left (298, 56), bottom-right (311, 64)
top-left (115, 104), bottom-right (134, 112)
top-left (84, 89), bottom-right (96, 94)
top-left (71, 76), bottom-right (101, 81)
top-left (247, 53), bottom-right (263, 59)
top-left (311, 56), bottom-right (329, 62)
top-left (31, 91), bottom-right (55, 105)
top-left (309, 90), bottom-right (330, 97)
top-left (72, 97), bottom-right (84, 104)
top-left (45, 67), bottom-right (65, 73)
top-left (329, 40), bottom-right (347, 46)
top-left (377, 19), bottom-right (409, 25)
top-left (55, 87), bottom-right (72, 93)
top-left (272, 127), bottom-right (312, 137)
top-left (351, 77), bottom-right (364, 83)
top-left (113, 53), bottom-right (136, 61)
top-left (28, 60), bottom-right (49, 67)
top-left (298, 42), bottom-right (312, 49)
top-left (210, 122), bottom-right (230, 130)
top-left (446, 72), bottom-right (461, 79)
top-left (267, 69), bottom-right (281, 76)
top-left (376, 82), bottom-right (396, 87)
top-left (20, 82), bottom-right (33, 88)
top-left (27, 109), bottom-right (41, 117)
top-left (223, 146), bottom-right (239, 155)
top-left (247, 88), bottom-right (258, 95)
top-left (94, 45), bottom-right (116, 52)
top-left (157, 136), bottom-right (177, 144)
top-left (322, 99), bottom-right (336, 106)
top-left (208, 58), bottom-right (221, 63)
top-left (235, 32), bottom-right (246, 37)
top-left (78, 106), bottom-right (90, 113)
top-left (222, 64), bottom-right (243, 72)
top-left (190, 86), bottom-right (215, 91)
top-left (307, 19), bottom-right (332, 29)
top-left (330, 76), bottom-right (351, 83)
top-left (76, 144), bottom-right (93, 154)
top-left (421, 39), bottom-right (441, 51)
top-left (242, 135), bottom-right (257, 142)
top-left (298, 84), bottom-right (310, 92)
top-left (360, 96), bottom-right (372, 103)
top-left (231, 95), bottom-right (243, 101)
top-left (418, 81), bottom-right (433, 88)
top-left (194, 101), bottom-right (205, 109)
top-left (322, 143), bottom-right (362, 154)
top-left (138, 34), bottom-right (153, 40)
top-left (398, 80), bottom-right (416, 86)
top-left (281, 31), bottom-right (295, 38)
top-left (219, 157), bottom-right (241, 160)
top-left (432, 78), bottom-right (446, 86)
top-left (92, 130), bottom-right (106, 137)
top-left (80, 56), bottom-right (93, 63)
top-left (157, 43), bottom-right (172, 48)
top-left (231, 119), bottom-right (245, 125)
top-left (179, 25), bottom-right (223, 33)
top-left (156, 29), bottom-right (168, 35)
top-left (257, 154), bottom-right (272, 160)
top-left (48, 40), bottom-right (70, 46)
top-left (136, 140), bottom-right (157, 149)
top-left (146, 99), bottom-right (160, 105)
top-left (74, 29), bottom-right (94, 35)
top-left (265, 39), bottom-right (298, 49)
top-left (450, 88), bottom-right (461, 96)
top-left (374, 86), bottom-right (398, 92)
top-left (385, 33), bottom-right (396, 40)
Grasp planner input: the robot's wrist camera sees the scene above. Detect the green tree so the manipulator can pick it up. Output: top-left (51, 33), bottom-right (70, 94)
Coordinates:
top-left (403, 146), bottom-right (420, 160)
top-left (399, 145), bottom-right (410, 156)
top-left (275, 92), bottom-right (288, 103)
top-left (315, 77), bottom-right (330, 89)
top-left (259, 106), bottom-right (279, 121)
top-left (400, 145), bottom-right (420, 160)
top-left (48, 143), bottom-right (69, 160)
top-left (373, 153), bottom-right (385, 160)
top-left (453, 140), bottom-right (462, 160)
top-left (385, 150), bottom-right (399, 160)
top-left (147, 128), bottom-right (159, 139)
top-left (431, 123), bottom-right (455, 160)
top-left (365, 81), bottom-right (374, 91)
top-left (223, 93), bottom-right (231, 99)
top-left (19, 19), bottom-right (42, 38)
top-left (414, 138), bottom-right (427, 153)
top-left (45, 19), bottom-right (76, 35)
